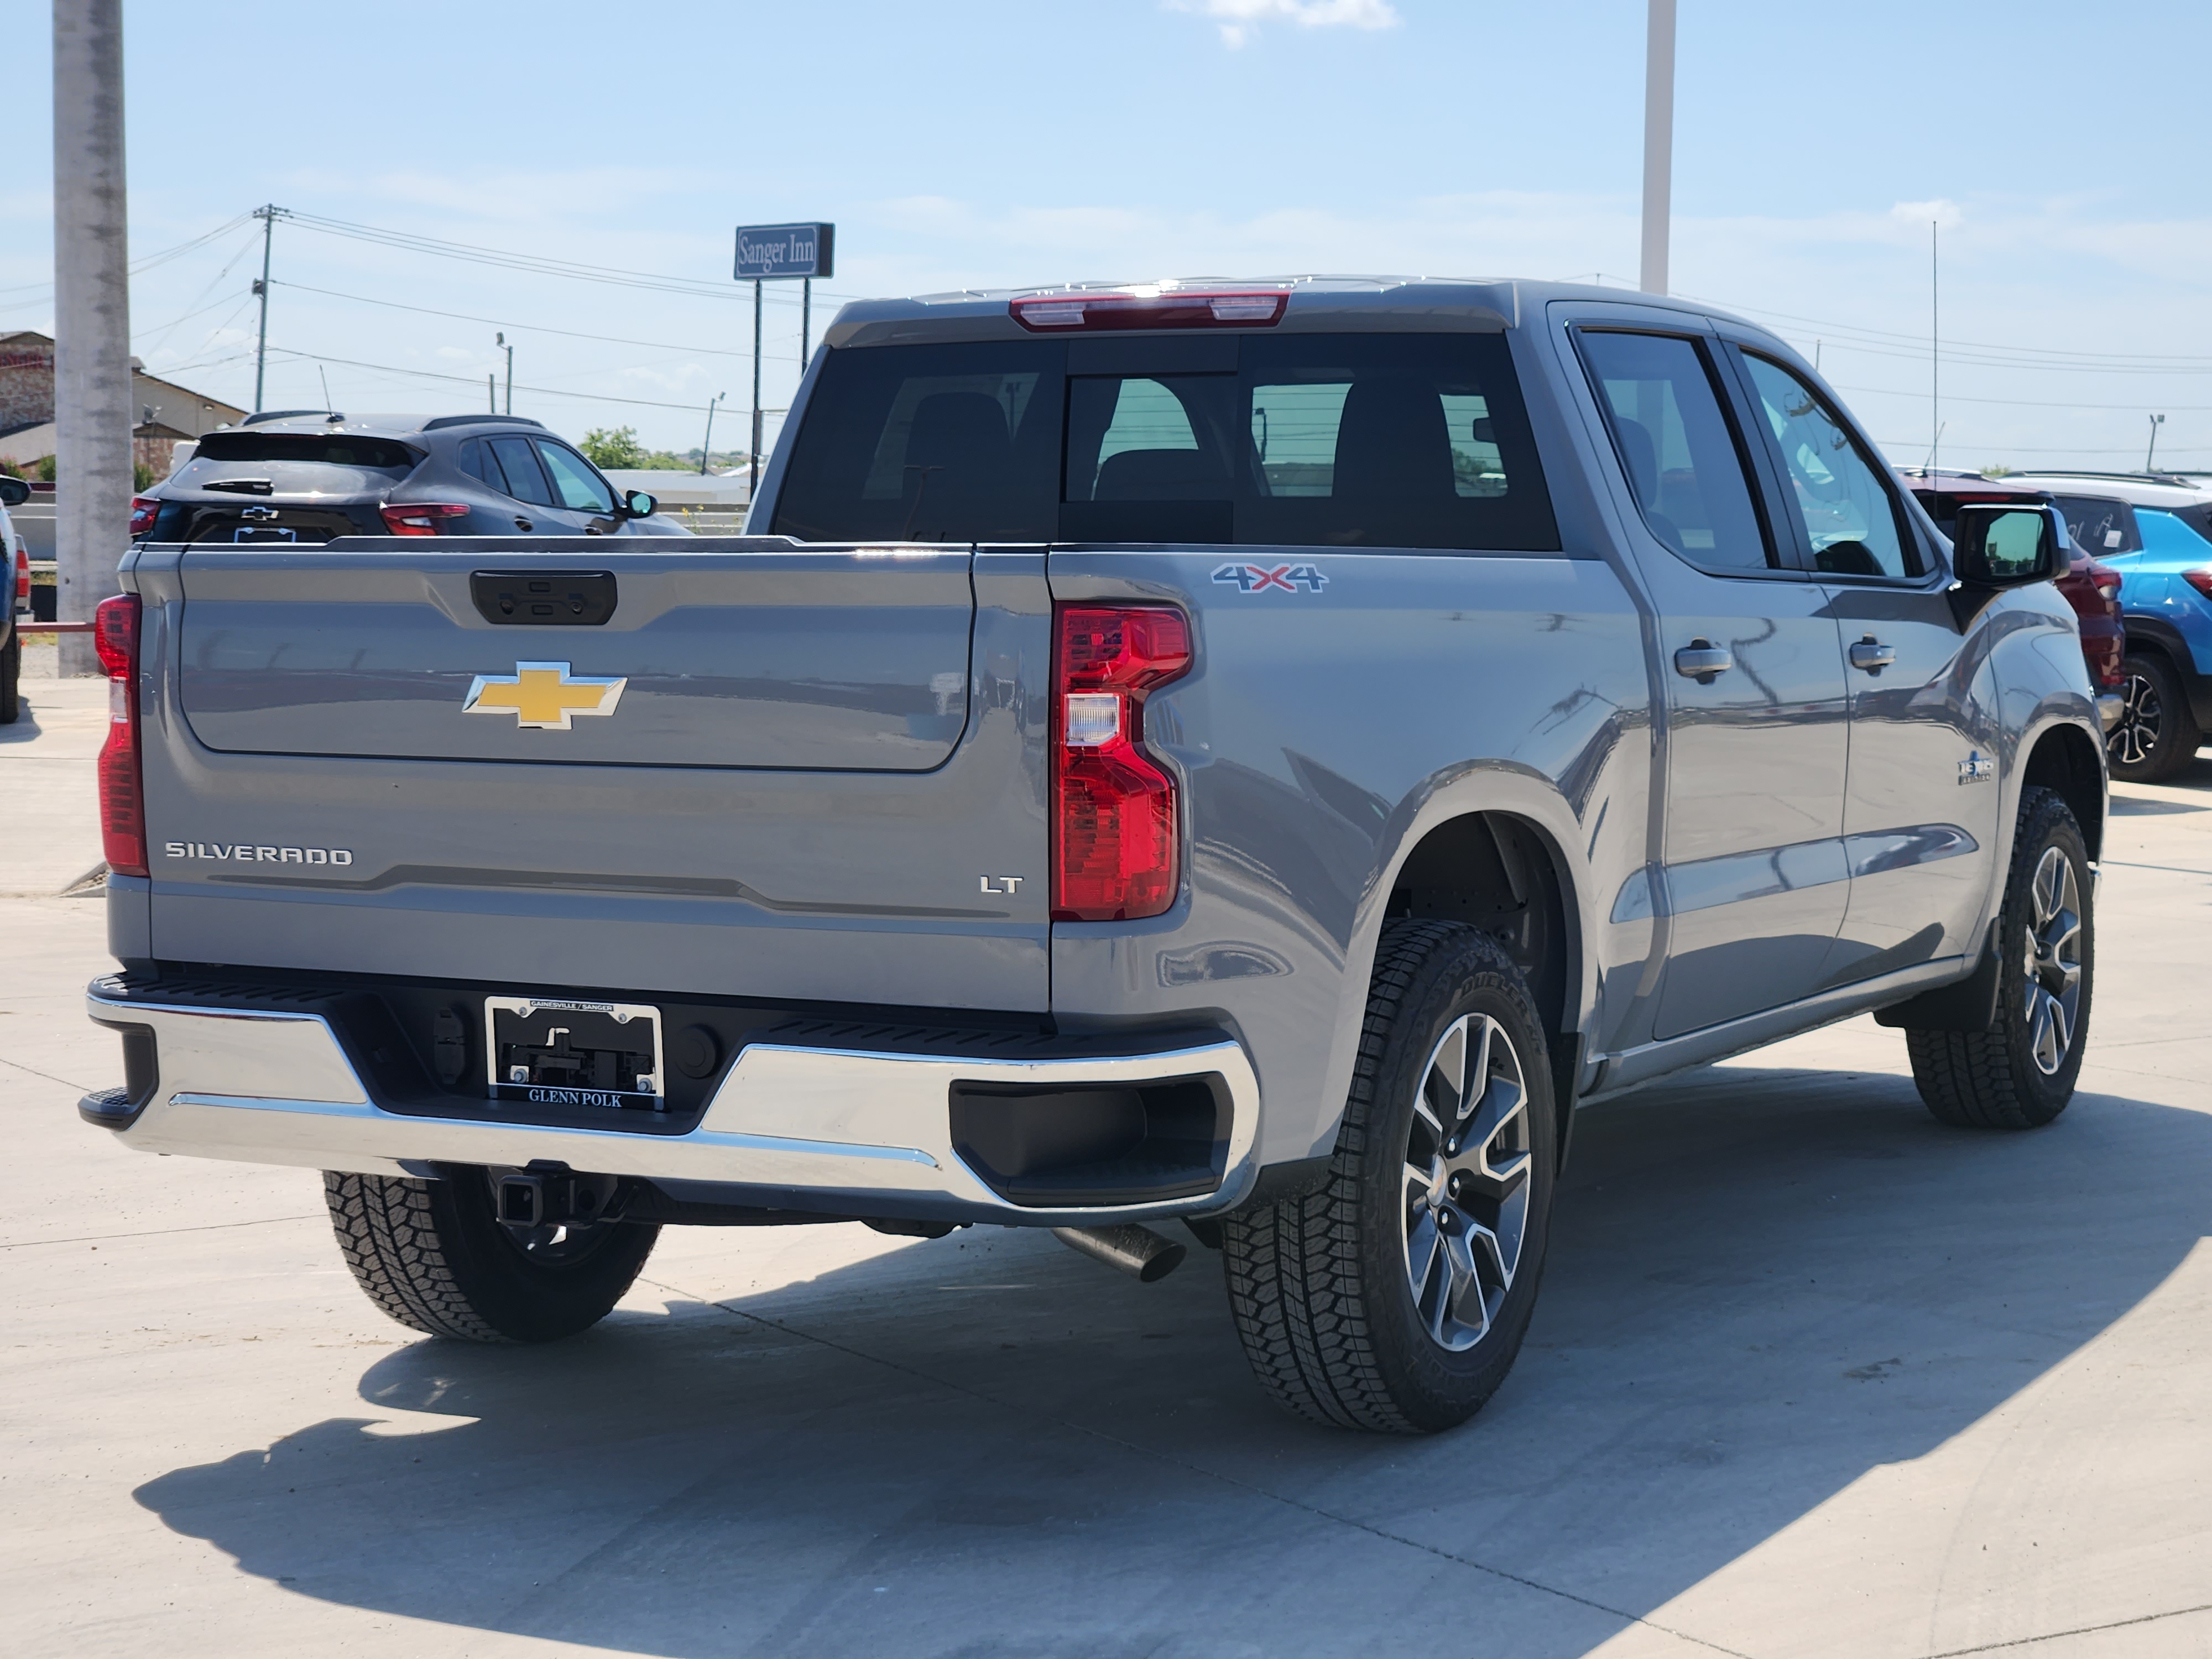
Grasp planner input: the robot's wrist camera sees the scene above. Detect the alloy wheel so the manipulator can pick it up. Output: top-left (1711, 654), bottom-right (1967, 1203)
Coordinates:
top-left (1401, 1012), bottom-right (1532, 1352)
top-left (2109, 671), bottom-right (2163, 769)
top-left (2022, 846), bottom-right (2084, 1076)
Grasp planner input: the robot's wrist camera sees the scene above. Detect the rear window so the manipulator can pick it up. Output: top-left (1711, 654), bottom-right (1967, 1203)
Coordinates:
top-left (773, 332), bottom-right (1557, 550)
top-left (192, 431), bottom-right (418, 470)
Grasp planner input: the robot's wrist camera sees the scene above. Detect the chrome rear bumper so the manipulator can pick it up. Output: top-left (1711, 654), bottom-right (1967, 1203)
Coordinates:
top-left (84, 986), bottom-right (1261, 1227)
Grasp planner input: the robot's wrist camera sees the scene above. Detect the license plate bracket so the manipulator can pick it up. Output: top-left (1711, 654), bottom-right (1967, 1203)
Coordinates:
top-left (484, 996), bottom-right (665, 1111)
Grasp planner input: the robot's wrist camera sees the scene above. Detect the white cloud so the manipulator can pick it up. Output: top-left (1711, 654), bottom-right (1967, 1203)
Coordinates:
top-left (1167, 0), bottom-right (1400, 49)
top-left (1891, 198), bottom-right (1964, 232)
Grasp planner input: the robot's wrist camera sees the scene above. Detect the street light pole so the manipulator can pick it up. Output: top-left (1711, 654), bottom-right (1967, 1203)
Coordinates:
top-left (496, 331), bottom-right (513, 415)
top-left (2147, 413), bottom-right (2166, 472)
top-left (1639, 0), bottom-right (1676, 295)
top-left (53, 0), bottom-right (134, 676)
top-left (750, 278), bottom-right (764, 497)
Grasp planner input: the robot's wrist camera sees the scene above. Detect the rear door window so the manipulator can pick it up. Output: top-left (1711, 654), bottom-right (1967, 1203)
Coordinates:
top-left (487, 436), bottom-right (555, 508)
top-left (1575, 330), bottom-right (1775, 572)
top-left (771, 331), bottom-right (1557, 550)
top-left (2052, 495), bottom-right (2138, 555)
top-left (536, 441), bottom-right (617, 514)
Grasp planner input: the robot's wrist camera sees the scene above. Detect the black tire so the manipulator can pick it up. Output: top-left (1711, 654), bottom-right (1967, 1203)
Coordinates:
top-left (1906, 786), bottom-right (2093, 1130)
top-left (0, 632), bottom-right (19, 725)
top-left (324, 1167), bottom-right (659, 1343)
top-left (1221, 921), bottom-right (1557, 1434)
top-left (2106, 651), bottom-right (2200, 783)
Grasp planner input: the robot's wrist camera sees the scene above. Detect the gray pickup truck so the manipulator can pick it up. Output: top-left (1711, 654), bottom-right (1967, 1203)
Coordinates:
top-left (81, 279), bottom-right (2103, 1434)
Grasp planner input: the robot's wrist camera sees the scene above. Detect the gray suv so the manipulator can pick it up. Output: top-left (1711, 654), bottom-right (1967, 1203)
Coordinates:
top-left (130, 410), bottom-right (661, 545)
top-left (82, 278), bottom-right (2103, 1434)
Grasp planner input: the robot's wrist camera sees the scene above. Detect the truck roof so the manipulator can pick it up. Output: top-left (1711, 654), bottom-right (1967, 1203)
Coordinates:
top-left (820, 275), bottom-right (1784, 351)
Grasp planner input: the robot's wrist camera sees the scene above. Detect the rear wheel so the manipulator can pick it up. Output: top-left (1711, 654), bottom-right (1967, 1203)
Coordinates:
top-left (1221, 921), bottom-right (1556, 1433)
top-left (1, 632), bottom-right (19, 724)
top-left (325, 1167), bottom-right (659, 1342)
top-left (2107, 651), bottom-right (2200, 782)
top-left (1905, 787), bottom-right (2093, 1130)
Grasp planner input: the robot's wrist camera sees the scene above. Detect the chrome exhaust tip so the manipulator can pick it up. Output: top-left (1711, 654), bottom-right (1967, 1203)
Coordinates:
top-left (1051, 1223), bottom-right (1187, 1284)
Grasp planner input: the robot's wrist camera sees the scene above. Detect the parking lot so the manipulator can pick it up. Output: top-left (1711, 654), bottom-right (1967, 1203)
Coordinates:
top-left (4, 652), bottom-right (2209, 1659)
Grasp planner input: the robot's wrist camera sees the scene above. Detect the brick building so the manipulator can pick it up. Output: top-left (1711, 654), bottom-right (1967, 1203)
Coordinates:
top-left (0, 330), bottom-right (246, 476)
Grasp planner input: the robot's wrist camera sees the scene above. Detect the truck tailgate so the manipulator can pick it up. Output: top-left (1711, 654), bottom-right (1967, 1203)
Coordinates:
top-left (134, 540), bottom-right (1051, 1011)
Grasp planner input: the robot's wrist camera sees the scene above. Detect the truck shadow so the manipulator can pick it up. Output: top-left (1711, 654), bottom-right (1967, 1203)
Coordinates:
top-left (135, 1063), bottom-right (2212, 1659)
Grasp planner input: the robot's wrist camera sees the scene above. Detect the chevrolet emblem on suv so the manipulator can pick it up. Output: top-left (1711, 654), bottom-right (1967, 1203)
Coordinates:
top-left (463, 661), bottom-right (627, 729)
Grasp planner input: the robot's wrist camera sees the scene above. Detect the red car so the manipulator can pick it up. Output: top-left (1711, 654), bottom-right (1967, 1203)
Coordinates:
top-left (1897, 468), bottom-right (2124, 728)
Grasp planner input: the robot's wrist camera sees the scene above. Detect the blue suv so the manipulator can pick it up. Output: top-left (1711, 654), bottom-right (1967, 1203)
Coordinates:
top-left (2011, 472), bottom-right (2212, 781)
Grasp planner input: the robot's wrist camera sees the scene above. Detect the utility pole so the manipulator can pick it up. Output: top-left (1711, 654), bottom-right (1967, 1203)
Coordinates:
top-left (2147, 413), bottom-right (2166, 472)
top-left (750, 278), bottom-right (763, 497)
top-left (496, 331), bottom-right (513, 415)
top-left (487, 373), bottom-right (496, 414)
top-left (701, 392), bottom-right (725, 474)
top-left (1930, 220), bottom-right (1940, 476)
top-left (251, 204), bottom-right (285, 413)
top-left (52, 0), bottom-right (133, 677)
top-left (1639, 0), bottom-right (1676, 295)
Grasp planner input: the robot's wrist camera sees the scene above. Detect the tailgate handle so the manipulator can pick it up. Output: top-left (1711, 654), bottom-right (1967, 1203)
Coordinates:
top-left (469, 570), bottom-right (617, 627)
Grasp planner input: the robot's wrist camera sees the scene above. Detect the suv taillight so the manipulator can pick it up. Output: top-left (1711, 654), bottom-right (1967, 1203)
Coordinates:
top-left (12, 545), bottom-right (25, 611)
top-left (95, 593), bottom-right (147, 878)
top-left (2184, 569), bottom-right (2212, 601)
top-left (1052, 605), bottom-right (1192, 921)
top-left (379, 502), bottom-right (469, 536)
top-left (128, 496), bottom-right (159, 539)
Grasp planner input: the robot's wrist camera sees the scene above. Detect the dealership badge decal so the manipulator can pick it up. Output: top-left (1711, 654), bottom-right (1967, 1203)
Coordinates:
top-left (463, 661), bottom-right (627, 730)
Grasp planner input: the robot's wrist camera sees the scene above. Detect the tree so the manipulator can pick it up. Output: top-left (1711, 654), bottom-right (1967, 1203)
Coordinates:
top-left (579, 426), bottom-right (647, 469)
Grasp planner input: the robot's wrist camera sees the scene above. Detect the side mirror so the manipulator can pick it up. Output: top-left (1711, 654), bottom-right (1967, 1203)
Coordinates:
top-left (1952, 502), bottom-right (2061, 588)
top-left (0, 476), bottom-right (28, 507)
top-left (622, 490), bottom-right (656, 519)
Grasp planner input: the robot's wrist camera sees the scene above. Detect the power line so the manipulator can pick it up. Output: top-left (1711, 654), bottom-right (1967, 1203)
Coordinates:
top-left (263, 345), bottom-right (794, 416)
top-left (0, 211), bottom-right (257, 300)
top-left (267, 279), bottom-right (806, 364)
top-left (279, 210), bottom-right (864, 307)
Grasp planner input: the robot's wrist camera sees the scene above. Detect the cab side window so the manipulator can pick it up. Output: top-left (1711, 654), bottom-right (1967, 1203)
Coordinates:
top-left (536, 442), bottom-right (617, 515)
top-left (1576, 330), bottom-right (1775, 572)
top-left (1740, 354), bottom-right (1919, 579)
top-left (487, 436), bottom-right (555, 508)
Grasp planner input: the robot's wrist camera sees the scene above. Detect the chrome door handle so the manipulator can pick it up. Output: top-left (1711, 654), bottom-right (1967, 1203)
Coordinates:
top-left (1849, 635), bottom-right (1896, 673)
top-left (1673, 639), bottom-right (1733, 684)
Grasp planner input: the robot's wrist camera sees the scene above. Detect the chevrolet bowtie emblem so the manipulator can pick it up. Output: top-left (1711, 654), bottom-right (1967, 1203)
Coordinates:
top-left (463, 661), bottom-right (627, 730)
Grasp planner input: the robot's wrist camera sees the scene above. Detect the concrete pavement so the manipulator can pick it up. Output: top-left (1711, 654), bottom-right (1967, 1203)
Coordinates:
top-left (3, 696), bottom-right (2209, 1657)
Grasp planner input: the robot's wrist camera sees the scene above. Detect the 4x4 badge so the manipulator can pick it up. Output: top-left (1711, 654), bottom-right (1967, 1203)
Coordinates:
top-left (1213, 561), bottom-right (1327, 593)
top-left (463, 661), bottom-right (627, 730)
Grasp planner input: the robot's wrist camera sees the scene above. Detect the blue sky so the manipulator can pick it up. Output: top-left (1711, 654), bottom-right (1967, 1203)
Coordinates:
top-left (9, 0), bottom-right (2212, 468)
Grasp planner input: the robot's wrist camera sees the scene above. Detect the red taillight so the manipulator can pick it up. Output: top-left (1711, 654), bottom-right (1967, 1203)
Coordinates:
top-left (95, 593), bottom-right (147, 878)
top-left (1011, 289), bottom-right (1288, 332)
top-left (128, 495), bottom-right (159, 539)
top-left (1052, 605), bottom-right (1192, 922)
top-left (2184, 569), bottom-right (2212, 601)
top-left (379, 502), bottom-right (470, 536)
top-left (12, 545), bottom-right (25, 609)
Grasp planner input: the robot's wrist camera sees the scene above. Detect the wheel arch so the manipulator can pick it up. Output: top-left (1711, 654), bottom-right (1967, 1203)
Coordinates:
top-left (2020, 720), bottom-right (2106, 863)
top-left (1375, 803), bottom-right (1590, 1161)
